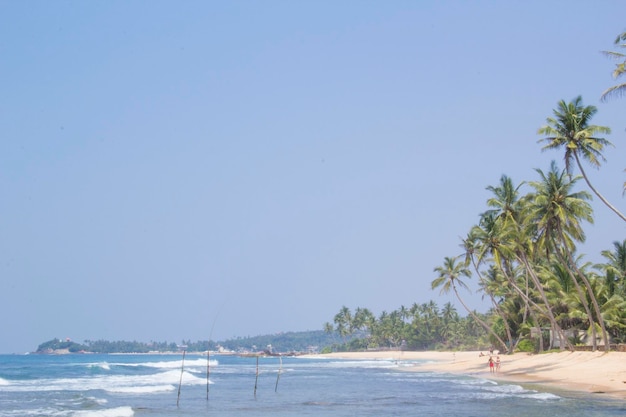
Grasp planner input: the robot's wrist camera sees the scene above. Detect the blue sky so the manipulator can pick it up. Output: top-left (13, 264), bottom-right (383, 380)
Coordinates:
top-left (1, 1), bottom-right (625, 353)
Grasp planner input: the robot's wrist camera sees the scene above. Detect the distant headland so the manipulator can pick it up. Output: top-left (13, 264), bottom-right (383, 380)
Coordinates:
top-left (34, 330), bottom-right (344, 355)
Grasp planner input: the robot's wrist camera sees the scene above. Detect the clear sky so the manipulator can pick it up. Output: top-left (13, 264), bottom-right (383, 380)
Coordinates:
top-left (1, 1), bottom-right (625, 354)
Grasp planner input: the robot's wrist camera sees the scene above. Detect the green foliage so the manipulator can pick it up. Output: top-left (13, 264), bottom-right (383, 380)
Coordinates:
top-left (325, 303), bottom-right (492, 352)
top-left (83, 340), bottom-right (179, 353)
top-left (216, 330), bottom-right (344, 353)
top-left (35, 330), bottom-right (343, 354)
top-left (36, 339), bottom-right (87, 353)
top-left (516, 339), bottom-right (535, 353)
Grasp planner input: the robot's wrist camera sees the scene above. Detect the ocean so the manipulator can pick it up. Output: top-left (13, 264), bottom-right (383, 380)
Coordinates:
top-left (0, 353), bottom-right (624, 417)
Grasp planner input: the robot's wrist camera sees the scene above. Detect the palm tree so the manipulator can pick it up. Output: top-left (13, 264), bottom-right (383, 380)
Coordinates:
top-left (599, 31), bottom-right (626, 195)
top-left (333, 306), bottom-right (353, 345)
top-left (478, 266), bottom-right (515, 351)
top-left (537, 96), bottom-right (624, 222)
top-left (469, 207), bottom-right (556, 348)
top-left (527, 161), bottom-right (609, 350)
top-left (432, 256), bottom-right (509, 352)
top-left (323, 322), bottom-right (334, 334)
top-left (601, 31), bottom-right (626, 102)
top-left (507, 190), bottom-right (574, 351)
top-left (439, 302), bottom-right (460, 348)
top-left (353, 307), bottom-right (375, 333)
top-left (600, 239), bottom-right (626, 297)
top-left (484, 175), bottom-right (525, 226)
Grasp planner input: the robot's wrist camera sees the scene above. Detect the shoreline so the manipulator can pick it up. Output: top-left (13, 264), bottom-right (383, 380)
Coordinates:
top-left (305, 350), bottom-right (626, 400)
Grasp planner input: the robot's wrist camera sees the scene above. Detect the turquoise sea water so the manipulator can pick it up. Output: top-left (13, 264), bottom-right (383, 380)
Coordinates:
top-left (0, 353), bottom-right (624, 417)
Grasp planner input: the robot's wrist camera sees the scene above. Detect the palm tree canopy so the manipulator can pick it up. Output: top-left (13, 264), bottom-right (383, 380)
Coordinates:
top-left (537, 96), bottom-right (612, 175)
top-left (432, 256), bottom-right (472, 295)
top-left (601, 31), bottom-right (626, 102)
top-left (601, 239), bottom-right (626, 278)
top-left (484, 175), bottom-right (525, 226)
top-left (527, 160), bottom-right (593, 252)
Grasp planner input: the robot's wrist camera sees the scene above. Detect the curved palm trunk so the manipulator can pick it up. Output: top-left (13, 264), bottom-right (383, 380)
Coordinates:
top-left (486, 290), bottom-right (515, 354)
top-left (557, 228), bottom-right (610, 351)
top-left (575, 153), bottom-right (626, 222)
top-left (451, 283), bottom-right (508, 353)
top-left (498, 264), bottom-right (560, 351)
top-left (517, 252), bottom-right (574, 351)
top-left (573, 272), bottom-right (610, 351)
top-left (528, 308), bottom-right (545, 352)
top-left (553, 247), bottom-right (598, 351)
top-left (470, 256), bottom-right (515, 354)
top-left (523, 273), bottom-right (530, 325)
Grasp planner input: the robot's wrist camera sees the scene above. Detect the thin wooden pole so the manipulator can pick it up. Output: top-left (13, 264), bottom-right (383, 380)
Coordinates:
top-left (177, 349), bottom-right (187, 407)
top-left (206, 323), bottom-right (215, 399)
top-left (274, 355), bottom-right (282, 393)
top-left (206, 346), bottom-right (210, 400)
top-left (206, 309), bottom-right (221, 400)
top-left (253, 355), bottom-right (259, 397)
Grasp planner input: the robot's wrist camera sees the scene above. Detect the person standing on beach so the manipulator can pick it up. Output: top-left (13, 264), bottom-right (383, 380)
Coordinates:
top-left (488, 357), bottom-right (495, 373)
top-left (496, 356), bottom-right (501, 372)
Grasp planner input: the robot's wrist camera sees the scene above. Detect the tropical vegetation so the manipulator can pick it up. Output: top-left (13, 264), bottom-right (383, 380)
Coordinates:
top-left (35, 331), bottom-right (345, 354)
top-left (324, 30), bottom-right (626, 354)
top-left (325, 160), bottom-right (626, 354)
top-left (323, 302), bottom-right (493, 352)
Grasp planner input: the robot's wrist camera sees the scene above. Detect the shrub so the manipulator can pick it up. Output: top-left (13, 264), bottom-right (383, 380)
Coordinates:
top-left (516, 339), bottom-right (534, 353)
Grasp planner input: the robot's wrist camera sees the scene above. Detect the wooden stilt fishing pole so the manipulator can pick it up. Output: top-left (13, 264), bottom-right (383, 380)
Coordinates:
top-left (274, 355), bottom-right (282, 393)
top-left (206, 316), bottom-right (217, 400)
top-left (206, 346), bottom-right (211, 400)
top-left (206, 307), bottom-right (222, 401)
top-left (253, 355), bottom-right (259, 397)
top-left (177, 348), bottom-right (187, 407)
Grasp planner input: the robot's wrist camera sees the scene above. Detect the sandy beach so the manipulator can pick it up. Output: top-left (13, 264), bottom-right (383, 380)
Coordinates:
top-left (311, 350), bottom-right (626, 400)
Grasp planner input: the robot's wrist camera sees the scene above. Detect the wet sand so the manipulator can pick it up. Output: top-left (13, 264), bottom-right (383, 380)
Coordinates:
top-left (310, 350), bottom-right (626, 400)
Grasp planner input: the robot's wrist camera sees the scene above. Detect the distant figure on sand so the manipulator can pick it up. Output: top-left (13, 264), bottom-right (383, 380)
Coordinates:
top-left (488, 357), bottom-right (495, 374)
top-left (496, 356), bottom-right (501, 372)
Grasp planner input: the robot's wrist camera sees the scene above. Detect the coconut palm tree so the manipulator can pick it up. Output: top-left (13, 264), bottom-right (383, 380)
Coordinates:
top-left (478, 266), bottom-right (516, 351)
top-left (601, 31), bottom-right (626, 102)
top-left (508, 191), bottom-right (575, 351)
top-left (484, 175), bottom-right (525, 226)
top-left (468, 211), bottom-right (560, 350)
top-left (599, 31), bottom-right (626, 195)
top-left (537, 96), bottom-right (624, 222)
top-left (333, 306), bottom-right (353, 344)
top-left (600, 239), bottom-right (626, 297)
top-left (439, 302), bottom-right (460, 348)
top-left (352, 307), bottom-right (375, 334)
top-left (432, 256), bottom-right (509, 352)
top-left (527, 161), bottom-right (609, 351)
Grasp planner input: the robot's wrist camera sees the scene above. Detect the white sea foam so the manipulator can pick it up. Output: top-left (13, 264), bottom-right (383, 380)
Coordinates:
top-left (131, 358), bottom-right (217, 370)
top-left (87, 362), bottom-right (111, 371)
top-left (0, 377), bottom-right (9, 385)
top-left (522, 392), bottom-right (560, 400)
top-left (73, 406), bottom-right (134, 417)
top-left (100, 370), bottom-right (205, 394)
top-left (86, 396), bottom-right (108, 405)
top-left (456, 380), bottom-right (561, 401)
top-left (0, 407), bottom-right (70, 417)
top-left (324, 359), bottom-right (399, 369)
top-left (105, 385), bottom-right (175, 394)
top-left (6, 405), bottom-right (134, 417)
top-left (0, 370), bottom-right (205, 394)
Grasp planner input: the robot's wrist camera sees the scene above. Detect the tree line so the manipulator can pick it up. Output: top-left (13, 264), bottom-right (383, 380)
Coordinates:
top-left (324, 302), bottom-right (492, 352)
top-left (34, 331), bottom-right (344, 354)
